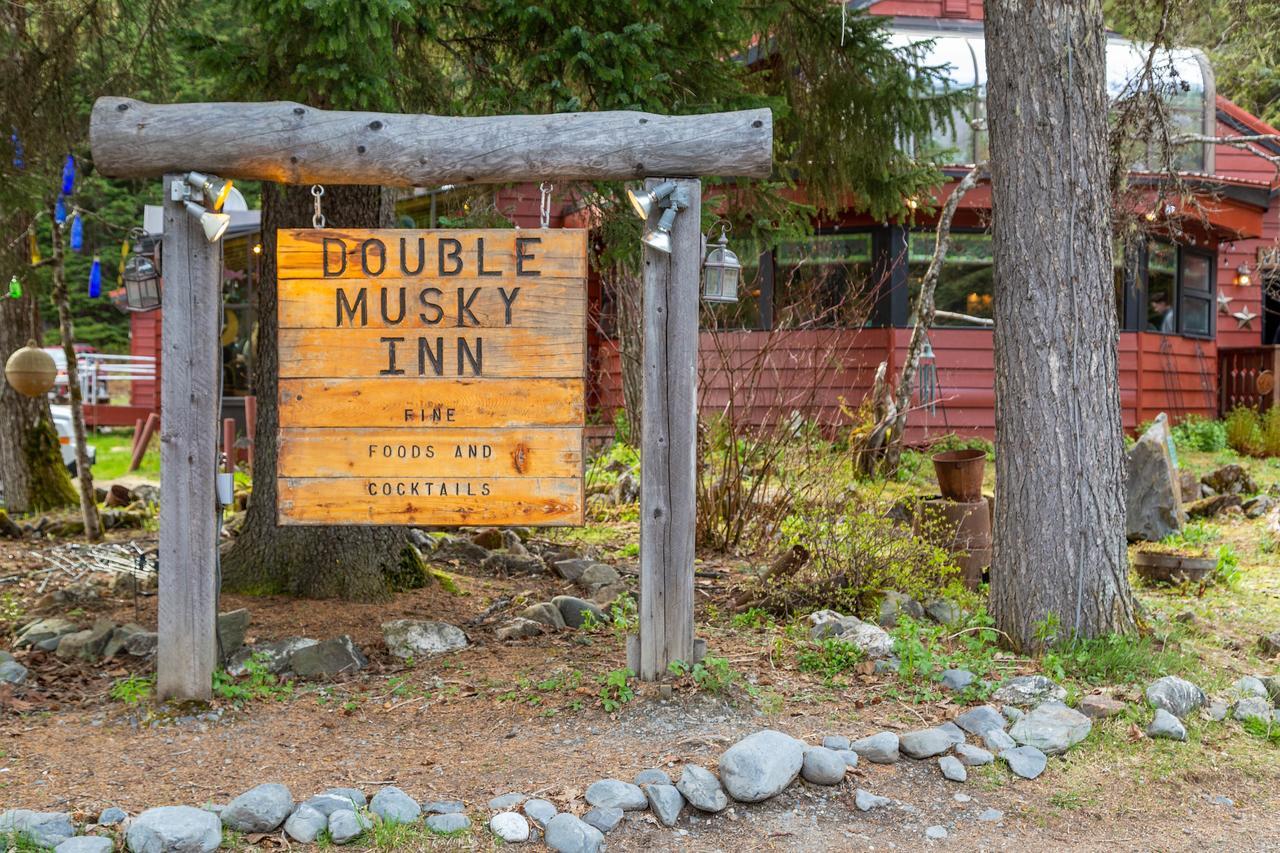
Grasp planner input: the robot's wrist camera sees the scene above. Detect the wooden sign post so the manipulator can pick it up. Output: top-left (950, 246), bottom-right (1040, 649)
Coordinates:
top-left (274, 228), bottom-right (587, 526)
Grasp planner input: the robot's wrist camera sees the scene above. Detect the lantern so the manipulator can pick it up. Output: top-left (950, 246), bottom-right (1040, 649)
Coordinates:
top-left (701, 224), bottom-right (741, 303)
top-left (1233, 263), bottom-right (1252, 287)
top-left (5, 340), bottom-right (57, 397)
top-left (122, 234), bottom-right (161, 311)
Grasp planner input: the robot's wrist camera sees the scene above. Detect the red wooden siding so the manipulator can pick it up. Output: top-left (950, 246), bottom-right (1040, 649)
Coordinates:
top-left (868, 0), bottom-right (983, 19)
top-left (129, 309), bottom-right (160, 410)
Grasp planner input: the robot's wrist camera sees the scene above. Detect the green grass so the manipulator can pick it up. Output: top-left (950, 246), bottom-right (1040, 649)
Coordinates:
top-left (1040, 631), bottom-right (1200, 689)
top-left (87, 429), bottom-right (159, 481)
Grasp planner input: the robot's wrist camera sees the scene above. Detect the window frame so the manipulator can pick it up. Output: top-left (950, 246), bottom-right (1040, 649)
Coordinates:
top-left (1177, 245), bottom-right (1215, 339)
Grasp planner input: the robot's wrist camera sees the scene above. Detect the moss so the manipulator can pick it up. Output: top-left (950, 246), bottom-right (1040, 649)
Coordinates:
top-left (428, 567), bottom-right (463, 596)
top-left (385, 545), bottom-right (431, 592)
top-left (23, 414), bottom-right (77, 512)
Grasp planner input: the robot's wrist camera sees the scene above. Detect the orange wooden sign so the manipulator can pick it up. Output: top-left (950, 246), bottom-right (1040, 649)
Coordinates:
top-left (276, 228), bottom-right (587, 526)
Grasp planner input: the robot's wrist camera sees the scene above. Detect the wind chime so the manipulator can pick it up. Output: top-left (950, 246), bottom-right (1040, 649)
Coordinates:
top-left (917, 333), bottom-right (941, 418)
top-left (7, 148), bottom-right (104, 302)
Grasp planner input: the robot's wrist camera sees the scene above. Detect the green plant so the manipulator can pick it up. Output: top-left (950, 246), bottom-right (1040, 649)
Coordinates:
top-left (1171, 414), bottom-right (1228, 453)
top-left (1225, 406), bottom-right (1265, 456)
top-left (609, 594), bottom-right (638, 639)
top-left (796, 638), bottom-right (865, 684)
top-left (212, 652), bottom-right (294, 706)
top-left (670, 655), bottom-right (739, 693)
top-left (731, 607), bottom-right (776, 630)
top-left (597, 667), bottom-right (635, 712)
top-left (1159, 520), bottom-right (1220, 549)
top-left (0, 593), bottom-right (24, 630)
top-left (1213, 545), bottom-right (1243, 588)
top-left (1040, 631), bottom-right (1198, 687)
top-left (1241, 715), bottom-right (1280, 745)
top-left (109, 674), bottom-right (154, 705)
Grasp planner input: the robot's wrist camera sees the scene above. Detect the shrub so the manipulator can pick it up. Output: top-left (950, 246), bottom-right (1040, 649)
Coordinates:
top-left (927, 433), bottom-right (995, 458)
top-left (1225, 407), bottom-right (1264, 456)
top-left (1171, 414), bottom-right (1227, 453)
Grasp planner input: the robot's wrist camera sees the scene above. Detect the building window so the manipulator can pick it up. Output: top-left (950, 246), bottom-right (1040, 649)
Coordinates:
top-left (770, 232), bottom-right (877, 328)
top-left (1146, 240), bottom-right (1177, 333)
top-left (1179, 249), bottom-right (1213, 337)
top-left (1144, 239), bottom-right (1215, 338)
top-left (906, 232), bottom-right (994, 324)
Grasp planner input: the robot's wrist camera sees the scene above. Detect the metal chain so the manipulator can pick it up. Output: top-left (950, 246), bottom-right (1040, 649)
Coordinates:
top-left (539, 182), bottom-right (553, 229)
top-left (311, 185), bottom-right (326, 228)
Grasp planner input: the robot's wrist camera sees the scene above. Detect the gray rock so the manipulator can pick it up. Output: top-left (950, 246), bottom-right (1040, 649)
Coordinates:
top-left (521, 602), bottom-right (566, 630)
top-left (327, 809), bottom-right (370, 845)
top-left (1125, 416), bottom-right (1184, 541)
top-left (289, 635), bottom-right (368, 678)
top-left (1262, 675), bottom-right (1280, 705)
top-left (522, 798), bottom-right (556, 828)
top-left (800, 746), bottom-right (846, 784)
top-left (544, 813), bottom-right (604, 853)
top-left (854, 789), bottom-right (891, 812)
top-left (221, 783), bottom-right (293, 833)
top-left (634, 768), bottom-right (671, 787)
top-left (1078, 694), bottom-right (1127, 719)
top-left (899, 728), bottom-right (954, 759)
top-left (421, 800), bottom-right (464, 815)
top-left (1147, 708), bottom-right (1187, 740)
top-left (1201, 463), bottom-right (1257, 495)
top-left (0, 659), bottom-right (28, 685)
top-left (584, 778), bottom-right (647, 811)
top-left (382, 619), bottom-right (468, 659)
top-left (552, 596), bottom-right (609, 629)
top-left (284, 805), bottom-right (328, 843)
top-left (983, 728), bottom-right (1016, 752)
top-left (496, 618), bottom-right (544, 641)
top-left (1229, 676), bottom-right (1268, 701)
top-left (849, 731), bottom-right (900, 764)
top-left (999, 745), bottom-right (1047, 780)
top-left (98, 807), bottom-right (127, 826)
top-left (978, 808), bottom-right (1004, 822)
top-left (938, 721), bottom-right (966, 744)
top-left (303, 791), bottom-right (365, 817)
top-left (816, 617), bottom-right (894, 659)
top-left (15, 617), bottom-right (78, 649)
top-left (216, 609), bottom-right (250, 660)
top-left (578, 563), bottom-right (620, 591)
top-left (926, 825), bottom-right (949, 841)
top-left (425, 813), bottom-right (471, 834)
top-left (1260, 631), bottom-right (1280, 657)
top-left (941, 668), bottom-right (975, 691)
top-left (226, 638), bottom-right (318, 676)
top-left (481, 551), bottom-right (545, 576)
top-left (939, 756), bottom-right (967, 782)
top-left (1003, 706), bottom-right (1024, 724)
top-left (489, 812), bottom-right (530, 842)
top-left (553, 558), bottom-right (594, 583)
top-left (1206, 700), bottom-right (1230, 722)
top-left (370, 785), bottom-right (420, 824)
top-left (57, 618), bottom-right (115, 661)
top-left (582, 806), bottom-right (622, 833)
top-left (993, 675), bottom-right (1067, 707)
top-left (55, 838), bottom-right (114, 853)
top-left (877, 590), bottom-right (925, 627)
top-left (954, 705), bottom-right (1006, 735)
top-left (874, 657), bottom-right (900, 674)
top-left (102, 623), bottom-right (145, 659)
top-left (644, 783), bottom-right (685, 827)
top-left (1233, 695), bottom-right (1272, 722)
top-left (124, 631), bottom-right (159, 657)
top-left (924, 598), bottom-right (963, 625)
top-left (1207, 795), bottom-right (1233, 808)
top-left (955, 743), bottom-right (994, 766)
top-left (125, 806), bottom-right (221, 853)
top-left (0, 810), bottom-right (75, 848)
top-left (1146, 676), bottom-right (1207, 718)
top-left (717, 729), bottom-right (806, 802)
top-left (435, 538), bottom-right (490, 564)
top-left (836, 749), bottom-right (859, 768)
top-left (676, 764), bottom-right (729, 813)
top-left (326, 788), bottom-right (366, 809)
top-left (821, 735), bottom-right (850, 751)
top-left (488, 792), bottom-right (526, 811)
top-left (1009, 701), bottom-right (1092, 755)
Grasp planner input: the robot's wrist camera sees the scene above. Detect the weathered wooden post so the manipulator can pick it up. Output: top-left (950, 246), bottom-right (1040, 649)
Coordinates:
top-left (157, 174), bottom-right (221, 701)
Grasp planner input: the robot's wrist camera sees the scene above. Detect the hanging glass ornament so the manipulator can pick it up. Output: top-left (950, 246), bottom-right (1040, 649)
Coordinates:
top-left (60, 154), bottom-right (75, 195)
top-left (8, 276), bottom-right (22, 299)
top-left (54, 196), bottom-right (67, 224)
top-left (88, 256), bottom-right (102, 298)
top-left (118, 238), bottom-right (129, 286)
top-left (10, 129), bottom-right (23, 170)
top-left (27, 229), bottom-right (40, 265)
top-left (69, 213), bottom-right (84, 252)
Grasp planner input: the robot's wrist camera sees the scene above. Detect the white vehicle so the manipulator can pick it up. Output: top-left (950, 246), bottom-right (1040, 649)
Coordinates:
top-left (50, 405), bottom-right (96, 474)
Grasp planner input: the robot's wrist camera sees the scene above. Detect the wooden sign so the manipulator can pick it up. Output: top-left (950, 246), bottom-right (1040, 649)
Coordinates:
top-left (276, 228), bottom-right (587, 526)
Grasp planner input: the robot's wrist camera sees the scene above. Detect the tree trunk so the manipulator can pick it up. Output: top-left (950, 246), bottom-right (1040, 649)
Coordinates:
top-left (48, 208), bottom-right (101, 541)
top-left (985, 0), bottom-right (1136, 650)
top-left (0, 224), bottom-right (77, 514)
top-left (612, 264), bottom-right (644, 444)
top-left (221, 183), bottom-right (412, 601)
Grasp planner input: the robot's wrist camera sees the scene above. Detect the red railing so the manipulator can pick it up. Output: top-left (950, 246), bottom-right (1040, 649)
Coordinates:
top-left (1219, 346), bottom-right (1277, 413)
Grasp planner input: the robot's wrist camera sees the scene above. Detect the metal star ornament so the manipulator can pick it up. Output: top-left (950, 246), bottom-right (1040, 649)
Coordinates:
top-left (1233, 306), bottom-right (1258, 329)
top-left (1217, 292), bottom-right (1232, 314)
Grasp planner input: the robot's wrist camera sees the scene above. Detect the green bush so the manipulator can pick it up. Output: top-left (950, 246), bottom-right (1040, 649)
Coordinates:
top-left (1225, 406), bottom-right (1265, 456)
top-left (1171, 415), bottom-right (1227, 453)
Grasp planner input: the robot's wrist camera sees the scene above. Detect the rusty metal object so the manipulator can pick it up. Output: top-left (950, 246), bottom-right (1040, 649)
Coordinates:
top-left (916, 497), bottom-right (992, 590)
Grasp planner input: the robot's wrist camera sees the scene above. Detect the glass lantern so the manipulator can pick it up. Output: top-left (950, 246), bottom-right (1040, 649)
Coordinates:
top-left (123, 236), bottom-right (161, 312)
top-left (702, 226), bottom-right (740, 304)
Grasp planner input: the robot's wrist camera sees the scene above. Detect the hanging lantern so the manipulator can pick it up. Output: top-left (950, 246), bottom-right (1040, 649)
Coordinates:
top-left (69, 213), bottom-right (84, 252)
top-left (88, 256), bottom-right (102, 298)
top-left (54, 196), bottom-right (67, 224)
top-left (701, 222), bottom-right (741, 304)
top-left (8, 276), bottom-right (22, 299)
top-left (122, 233), bottom-right (161, 311)
top-left (60, 154), bottom-right (75, 195)
top-left (1233, 263), bottom-right (1253, 287)
top-left (5, 340), bottom-right (57, 397)
top-left (917, 335), bottom-right (940, 416)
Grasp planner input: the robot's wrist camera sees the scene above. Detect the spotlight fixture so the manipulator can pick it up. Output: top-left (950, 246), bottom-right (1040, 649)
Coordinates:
top-left (642, 206), bottom-right (680, 254)
top-left (185, 171), bottom-right (234, 212)
top-left (185, 201), bottom-right (230, 243)
top-left (627, 180), bottom-right (678, 220)
top-left (1234, 263), bottom-right (1252, 287)
top-left (221, 186), bottom-right (249, 213)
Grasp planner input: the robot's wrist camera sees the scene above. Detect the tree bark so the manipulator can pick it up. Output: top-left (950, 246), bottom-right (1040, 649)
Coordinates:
top-left (48, 208), bottom-right (101, 541)
top-left (985, 0), bottom-right (1136, 650)
top-left (221, 183), bottom-right (410, 601)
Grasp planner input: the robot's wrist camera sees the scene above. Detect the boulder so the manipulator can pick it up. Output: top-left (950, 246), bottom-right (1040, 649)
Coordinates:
top-left (1229, 676), bottom-right (1269, 701)
top-left (288, 635), bottom-right (368, 678)
top-left (954, 705), bottom-right (1006, 735)
top-left (0, 660), bottom-right (28, 685)
top-left (221, 783), bottom-right (293, 833)
top-left (993, 675), bottom-right (1067, 707)
top-left (1008, 702), bottom-right (1092, 755)
top-left (999, 745), bottom-right (1047, 780)
top-left (15, 617), bottom-right (78, 649)
top-left (496, 618), bottom-right (544, 641)
top-left (522, 799), bottom-right (556, 828)
top-left (1146, 676), bottom-right (1207, 718)
top-left (553, 558), bottom-right (595, 583)
top-left (425, 813), bottom-right (471, 833)
top-left (899, 728), bottom-right (955, 759)
top-left (821, 735), bottom-right (850, 751)
top-left (382, 619), bottom-right (468, 659)
top-left (102, 623), bottom-right (146, 659)
top-left (924, 598), bottom-right (963, 625)
top-left (421, 800), bottom-right (464, 816)
top-left (643, 784), bottom-right (685, 827)
top-left (124, 631), bottom-right (158, 657)
top-left (1233, 696), bottom-right (1272, 722)
top-left (490, 812), bottom-right (530, 843)
top-left (938, 721), bottom-right (966, 744)
top-left (284, 805), bottom-right (328, 843)
top-left (849, 731), bottom-right (899, 764)
top-left (55, 838), bottom-right (114, 853)
top-left (544, 813), bottom-right (604, 853)
top-left (369, 786), bottom-right (420, 824)
top-left (941, 668), bottom-right (975, 691)
top-left (584, 779), bottom-right (647, 811)
top-left (0, 810), bottom-right (75, 848)
top-left (227, 638), bottom-right (318, 676)
top-left (434, 538), bottom-right (490, 565)
top-left (718, 729), bottom-right (806, 802)
top-left (955, 743), bottom-right (994, 766)
top-left (327, 810), bottom-right (369, 845)
top-left (216, 609), bottom-right (250, 661)
top-left (1147, 708), bottom-right (1187, 741)
top-left (1201, 464), bottom-right (1257, 496)
top-left (837, 750), bottom-right (860, 768)
top-left (126, 806), bottom-right (221, 853)
top-left (1079, 694), bottom-right (1126, 719)
top-left (676, 764), bottom-right (728, 813)
top-left (983, 729), bottom-right (1016, 752)
top-left (1177, 469), bottom-right (1201, 503)
top-left (521, 602), bottom-right (566, 630)
top-left (581, 807), bottom-right (622, 834)
top-left (939, 755), bottom-right (967, 782)
top-left (1262, 675), bottom-right (1280, 705)
top-left (303, 792), bottom-right (366, 818)
top-left (481, 551), bottom-right (545, 575)
top-left (552, 595), bottom-right (609, 629)
top-left (800, 747), bottom-right (846, 784)
top-left (98, 808), bottom-right (127, 827)
top-left (811, 616), bottom-right (894, 659)
top-left (634, 768), bottom-right (671, 786)
top-left (577, 563), bottom-right (621, 592)
top-left (487, 793), bottom-right (526, 811)
top-left (877, 591), bottom-right (925, 628)
top-left (1243, 495), bottom-right (1275, 518)
top-left (1186, 494), bottom-right (1242, 519)
top-left (56, 618), bottom-right (116, 661)
top-left (1125, 415), bottom-right (1184, 541)
top-left (1260, 631), bottom-right (1280, 658)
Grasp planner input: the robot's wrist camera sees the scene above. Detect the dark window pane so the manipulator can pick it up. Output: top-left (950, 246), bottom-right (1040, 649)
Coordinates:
top-left (1182, 296), bottom-right (1211, 336)
top-left (907, 232), bottom-right (994, 323)
top-left (773, 233), bottom-right (876, 328)
top-left (1147, 240), bottom-right (1176, 333)
top-left (1181, 251), bottom-right (1211, 293)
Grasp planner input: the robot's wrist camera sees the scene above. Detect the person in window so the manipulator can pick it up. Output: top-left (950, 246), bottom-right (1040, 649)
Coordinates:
top-left (1148, 292), bottom-right (1175, 333)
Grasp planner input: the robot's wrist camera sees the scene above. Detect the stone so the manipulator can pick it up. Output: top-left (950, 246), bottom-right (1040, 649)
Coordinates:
top-left (584, 779), bottom-right (647, 811)
top-left (926, 825), bottom-right (949, 841)
top-left (496, 618), bottom-right (544, 641)
top-left (999, 746), bottom-right (1047, 780)
top-left (821, 735), bottom-right (850, 751)
top-left (581, 806), bottom-right (622, 833)
top-left (370, 785), bottom-right (421, 824)
top-left (124, 631), bottom-right (158, 657)
top-left (521, 602), bottom-right (566, 630)
top-left (1008, 701), bottom-right (1092, 755)
top-left (490, 812), bottom-right (530, 842)
top-left (939, 756), bottom-right (967, 782)
top-left (1146, 675), bottom-right (1207, 718)
top-left (993, 675), bottom-right (1067, 707)
top-left (800, 747), bottom-right (846, 784)
top-left (938, 721), bottom-right (966, 744)
top-left (836, 750), bottom-right (860, 768)
top-left (955, 743), bottom-right (994, 766)
top-left (0, 810), bottom-right (75, 848)
top-left (481, 552), bottom-right (545, 576)
top-left (98, 808), bottom-right (127, 826)
top-left (1201, 463), bottom-right (1257, 495)
top-left (284, 805), bottom-right (328, 843)
top-left (227, 638), bottom-right (318, 676)
top-left (1147, 708), bottom-right (1187, 741)
top-left (954, 705), bottom-right (1006, 735)
top-left (578, 563), bottom-right (620, 591)
top-left (899, 728), bottom-right (955, 759)
top-left (1003, 706), bottom-right (1024, 724)
top-left (941, 668), bottom-right (975, 691)
top-left (435, 537), bottom-right (490, 565)
top-left (221, 783), bottom-right (293, 833)
top-left (426, 813), bottom-right (471, 833)
top-left (1206, 700), bottom-right (1229, 722)
top-left (1263, 675), bottom-right (1280, 705)
top-left (717, 729), bottom-right (806, 802)
top-left (832, 617), bottom-right (894, 659)
top-left (983, 729), bottom-right (1016, 752)
top-left (382, 619), bottom-right (468, 658)
top-left (1233, 696), bottom-right (1272, 722)
top-left (849, 731), bottom-right (900, 764)
top-left (325, 788), bottom-right (366, 809)
top-left (553, 558), bottom-right (594, 583)
top-left (421, 800), bottom-right (465, 815)
top-left (874, 657), bottom-right (900, 674)
top-left (978, 808), bottom-right (1004, 822)
top-left (1243, 495), bottom-right (1275, 518)
top-left (854, 789), bottom-right (891, 812)
top-left (55, 839), bottom-right (113, 853)
top-left (57, 618), bottom-right (115, 661)
top-left (288, 635), bottom-right (368, 678)
top-left (877, 590), bottom-right (925, 627)
top-left (102, 624), bottom-right (145, 659)
top-left (125, 806), bottom-right (221, 853)
top-left (552, 595), bottom-right (609, 629)
top-left (1079, 694), bottom-right (1127, 719)
top-left (216, 609), bottom-right (250, 660)
top-left (952, 793), bottom-right (971, 803)
top-left (15, 617), bottom-right (78, 649)
top-left (644, 784), bottom-right (685, 827)
top-left (1186, 494), bottom-right (1242, 519)
top-left (327, 809), bottom-right (370, 845)
top-left (634, 768), bottom-right (671, 786)
top-left (488, 793), bottom-right (527, 811)
top-left (676, 764), bottom-right (729, 813)
top-left (1259, 631), bottom-right (1280, 657)
top-left (1229, 676), bottom-right (1269, 701)
top-left (0, 659), bottom-right (28, 685)
top-left (522, 799), bottom-right (556, 828)
top-left (924, 598), bottom-right (963, 625)
top-left (1125, 416), bottom-right (1184, 541)
top-left (544, 813), bottom-right (604, 853)
top-left (303, 790), bottom-right (366, 817)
